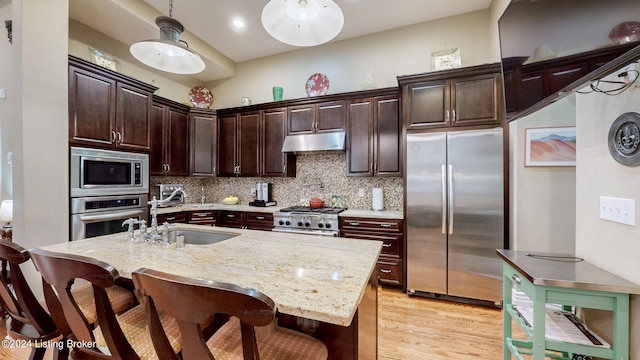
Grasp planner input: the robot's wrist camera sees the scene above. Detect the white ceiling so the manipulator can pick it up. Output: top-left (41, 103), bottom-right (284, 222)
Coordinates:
top-left (69, 0), bottom-right (494, 82)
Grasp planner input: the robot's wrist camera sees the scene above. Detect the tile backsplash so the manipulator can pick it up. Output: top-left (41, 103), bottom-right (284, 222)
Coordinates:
top-left (151, 153), bottom-right (404, 211)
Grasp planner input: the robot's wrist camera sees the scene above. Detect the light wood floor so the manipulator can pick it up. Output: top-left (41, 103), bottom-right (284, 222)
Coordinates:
top-left (1, 287), bottom-right (513, 359)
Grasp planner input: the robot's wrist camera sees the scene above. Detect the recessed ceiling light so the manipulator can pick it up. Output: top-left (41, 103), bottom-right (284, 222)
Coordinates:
top-left (232, 19), bottom-right (246, 28)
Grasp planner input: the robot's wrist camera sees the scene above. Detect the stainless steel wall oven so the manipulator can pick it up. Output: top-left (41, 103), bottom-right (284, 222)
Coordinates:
top-left (70, 147), bottom-right (149, 241)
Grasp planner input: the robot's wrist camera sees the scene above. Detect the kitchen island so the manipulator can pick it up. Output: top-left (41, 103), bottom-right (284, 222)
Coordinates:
top-left (39, 224), bottom-right (382, 360)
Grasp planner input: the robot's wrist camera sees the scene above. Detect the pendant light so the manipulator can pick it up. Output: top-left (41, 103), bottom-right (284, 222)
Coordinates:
top-left (261, 0), bottom-right (344, 47)
top-left (130, 0), bottom-right (205, 74)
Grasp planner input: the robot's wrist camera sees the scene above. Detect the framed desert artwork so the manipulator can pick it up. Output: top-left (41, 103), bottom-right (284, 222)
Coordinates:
top-left (525, 126), bottom-right (576, 166)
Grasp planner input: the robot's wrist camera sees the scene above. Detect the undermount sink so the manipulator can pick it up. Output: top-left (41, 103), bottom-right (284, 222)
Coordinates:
top-left (189, 203), bottom-right (216, 208)
top-left (175, 230), bottom-right (238, 245)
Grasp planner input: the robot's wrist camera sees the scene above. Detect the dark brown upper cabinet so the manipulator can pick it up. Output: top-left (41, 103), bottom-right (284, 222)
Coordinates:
top-left (189, 109), bottom-right (217, 177)
top-left (262, 108), bottom-right (295, 177)
top-left (149, 97), bottom-right (190, 176)
top-left (68, 56), bottom-right (155, 151)
top-left (399, 64), bottom-right (503, 130)
top-left (287, 100), bottom-right (346, 135)
top-left (217, 108), bottom-right (294, 178)
top-left (217, 112), bottom-right (260, 177)
top-left (347, 93), bottom-right (401, 177)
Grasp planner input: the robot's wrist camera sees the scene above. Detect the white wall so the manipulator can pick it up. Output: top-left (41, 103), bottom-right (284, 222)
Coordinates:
top-left (575, 69), bottom-right (640, 354)
top-left (509, 97), bottom-right (577, 253)
top-left (208, 10), bottom-right (496, 109)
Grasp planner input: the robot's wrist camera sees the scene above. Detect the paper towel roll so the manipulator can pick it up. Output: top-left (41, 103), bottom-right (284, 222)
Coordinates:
top-left (372, 188), bottom-right (384, 211)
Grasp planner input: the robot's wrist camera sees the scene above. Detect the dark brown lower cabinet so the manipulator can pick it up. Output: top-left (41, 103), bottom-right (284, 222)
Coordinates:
top-left (339, 217), bottom-right (404, 287)
top-left (218, 211), bottom-right (273, 230)
top-left (187, 210), bottom-right (219, 226)
top-left (245, 212), bottom-right (274, 231)
top-left (156, 212), bottom-right (187, 224)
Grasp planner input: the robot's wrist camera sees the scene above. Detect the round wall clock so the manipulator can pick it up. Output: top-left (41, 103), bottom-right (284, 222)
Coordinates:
top-left (608, 112), bottom-right (640, 166)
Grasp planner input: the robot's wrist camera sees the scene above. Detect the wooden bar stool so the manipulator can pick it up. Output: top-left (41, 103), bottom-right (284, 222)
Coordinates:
top-left (29, 248), bottom-right (182, 360)
top-left (132, 267), bottom-right (328, 360)
top-left (0, 240), bottom-right (67, 360)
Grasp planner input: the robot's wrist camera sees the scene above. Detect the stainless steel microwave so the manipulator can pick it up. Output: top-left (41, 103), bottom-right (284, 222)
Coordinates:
top-left (70, 147), bottom-right (149, 197)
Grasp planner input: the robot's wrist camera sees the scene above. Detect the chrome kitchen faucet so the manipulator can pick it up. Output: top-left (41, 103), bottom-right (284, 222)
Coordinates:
top-left (148, 188), bottom-right (187, 241)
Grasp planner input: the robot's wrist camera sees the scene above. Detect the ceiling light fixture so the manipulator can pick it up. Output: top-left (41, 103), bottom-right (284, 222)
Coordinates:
top-left (130, 0), bottom-right (205, 74)
top-left (261, 0), bottom-right (344, 47)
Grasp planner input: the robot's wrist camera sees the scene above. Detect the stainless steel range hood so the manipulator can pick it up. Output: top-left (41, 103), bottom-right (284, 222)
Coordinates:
top-left (281, 132), bottom-right (346, 153)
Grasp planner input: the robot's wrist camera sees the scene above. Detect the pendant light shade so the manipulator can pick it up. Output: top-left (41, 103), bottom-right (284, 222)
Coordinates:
top-left (130, 16), bottom-right (205, 74)
top-left (262, 0), bottom-right (344, 47)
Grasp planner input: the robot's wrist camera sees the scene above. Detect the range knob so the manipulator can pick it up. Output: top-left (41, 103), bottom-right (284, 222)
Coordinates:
top-left (318, 222), bottom-right (324, 228)
top-left (297, 221), bottom-right (303, 227)
top-left (278, 220), bottom-right (285, 225)
top-left (285, 220), bottom-right (291, 226)
top-left (325, 222), bottom-right (332, 229)
top-left (304, 221), bottom-right (310, 227)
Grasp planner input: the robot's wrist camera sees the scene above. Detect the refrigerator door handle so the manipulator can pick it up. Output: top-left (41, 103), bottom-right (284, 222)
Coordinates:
top-left (448, 164), bottom-right (454, 235)
top-left (441, 164), bottom-right (446, 234)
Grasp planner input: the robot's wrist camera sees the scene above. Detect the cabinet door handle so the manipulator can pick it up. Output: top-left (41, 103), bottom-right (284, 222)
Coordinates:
top-left (256, 216), bottom-right (265, 220)
top-left (382, 243), bottom-right (392, 248)
top-left (380, 223), bottom-right (392, 228)
top-left (227, 214), bottom-right (235, 218)
top-left (166, 164), bottom-right (170, 173)
top-left (166, 216), bottom-right (176, 221)
top-left (349, 222), bottom-right (360, 226)
top-left (511, 274), bottom-right (521, 284)
top-left (117, 131), bottom-right (122, 143)
top-left (380, 268), bottom-right (392, 274)
top-left (452, 109), bottom-right (456, 122)
top-left (111, 131), bottom-right (117, 143)
top-left (445, 110), bottom-right (450, 123)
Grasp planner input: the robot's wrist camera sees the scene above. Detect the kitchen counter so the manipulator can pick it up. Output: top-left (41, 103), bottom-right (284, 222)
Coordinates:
top-left (40, 224), bottom-right (382, 327)
top-left (156, 203), bottom-right (282, 214)
top-left (158, 203), bottom-right (404, 219)
top-left (340, 209), bottom-right (403, 219)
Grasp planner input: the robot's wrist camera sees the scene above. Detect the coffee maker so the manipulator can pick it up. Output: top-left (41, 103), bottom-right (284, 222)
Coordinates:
top-left (249, 182), bottom-right (276, 207)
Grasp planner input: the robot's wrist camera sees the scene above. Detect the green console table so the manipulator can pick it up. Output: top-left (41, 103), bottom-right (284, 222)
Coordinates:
top-left (497, 249), bottom-right (640, 360)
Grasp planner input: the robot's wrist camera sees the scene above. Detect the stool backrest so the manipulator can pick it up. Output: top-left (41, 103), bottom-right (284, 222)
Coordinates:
top-left (29, 247), bottom-right (139, 359)
top-left (0, 240), bottom-right (58, 336)
top-left (132, 267), bottom-right (276, 360)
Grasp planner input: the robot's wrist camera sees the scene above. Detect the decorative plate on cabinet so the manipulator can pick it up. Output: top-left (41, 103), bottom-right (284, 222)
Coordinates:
top-left (188, 86), bottom-right (214, 108)
top-left (609, 21), bottom-right (640, 44)
top-left (305, 73), bottom-right (330, 96)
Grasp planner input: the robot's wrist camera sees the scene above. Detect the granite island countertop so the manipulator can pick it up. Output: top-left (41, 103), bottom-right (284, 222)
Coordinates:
top-left (40, 224), bottom-right (382, 327)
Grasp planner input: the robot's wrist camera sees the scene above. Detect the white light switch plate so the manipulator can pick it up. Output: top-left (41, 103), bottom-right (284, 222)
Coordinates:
top-left (600, 196), bottom-right (636, 226)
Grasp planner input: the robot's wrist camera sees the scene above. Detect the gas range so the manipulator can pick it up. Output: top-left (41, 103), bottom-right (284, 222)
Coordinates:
top-left (273, 206), bottom-right (346, 237)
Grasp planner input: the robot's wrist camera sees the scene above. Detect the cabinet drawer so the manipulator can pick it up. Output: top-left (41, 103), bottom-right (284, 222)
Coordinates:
top-left (340, 230), bottom-right (401, 257)
top-left (339, 217), bottom-right (402, 232)
top-left (245, 212), bottom-right (273, 223)
top-left (156, 212), bottom-right (187, 224)
top-left (377, 259), bottom-right (402, 286)
top-left (219, 211), bottom-right (245, 227)
top-left (188, 210), bottom-right (219, 226)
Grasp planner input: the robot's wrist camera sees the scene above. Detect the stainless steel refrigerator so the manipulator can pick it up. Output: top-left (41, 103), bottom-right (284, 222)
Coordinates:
top-left (406, 128), bottom-right (504, 306)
